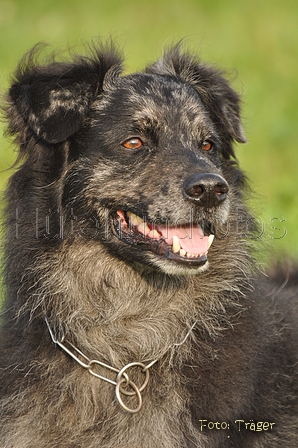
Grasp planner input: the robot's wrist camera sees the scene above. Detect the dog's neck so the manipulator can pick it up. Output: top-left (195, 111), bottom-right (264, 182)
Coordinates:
top-left (45, 314), bottom-right (197, 414)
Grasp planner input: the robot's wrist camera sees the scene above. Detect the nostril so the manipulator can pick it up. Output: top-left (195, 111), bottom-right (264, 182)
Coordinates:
top-left (215, 183), bottom-right (229, 198)
top-left (186, 184), bottom-right (204, 198)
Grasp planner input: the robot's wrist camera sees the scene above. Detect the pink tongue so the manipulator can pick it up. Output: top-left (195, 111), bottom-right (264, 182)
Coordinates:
top-left (157, 224), bottom-right (209, 255)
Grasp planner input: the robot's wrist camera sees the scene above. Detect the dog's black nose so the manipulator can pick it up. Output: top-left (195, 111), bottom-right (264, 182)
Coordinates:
top-left (183, 173), bottom-right (229, 207)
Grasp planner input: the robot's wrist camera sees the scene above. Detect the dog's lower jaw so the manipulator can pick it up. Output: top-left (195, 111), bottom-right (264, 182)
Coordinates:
top-left (149, 254), bottom-right (210, 276)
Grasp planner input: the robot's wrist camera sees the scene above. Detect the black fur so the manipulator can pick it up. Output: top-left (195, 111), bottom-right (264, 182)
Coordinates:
top-left (0, 42), bottom-right (297, 447)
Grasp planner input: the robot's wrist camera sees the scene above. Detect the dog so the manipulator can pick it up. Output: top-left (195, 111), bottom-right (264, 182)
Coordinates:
top-left (0, 41), bottom-right (297, 447)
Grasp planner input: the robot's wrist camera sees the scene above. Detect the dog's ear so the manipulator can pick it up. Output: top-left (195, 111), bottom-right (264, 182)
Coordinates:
top-left (5, 44), bottom-right (122, 147)
top-left (146, 46), bottom-right (246, 159)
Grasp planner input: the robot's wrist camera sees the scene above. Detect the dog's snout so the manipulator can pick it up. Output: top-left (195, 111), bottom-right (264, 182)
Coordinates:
top-left (183, 173), bottom-right (229, 207)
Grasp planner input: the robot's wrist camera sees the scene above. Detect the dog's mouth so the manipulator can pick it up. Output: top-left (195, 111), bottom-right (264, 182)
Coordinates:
top-left (113, 210), bottom-right (214, 266)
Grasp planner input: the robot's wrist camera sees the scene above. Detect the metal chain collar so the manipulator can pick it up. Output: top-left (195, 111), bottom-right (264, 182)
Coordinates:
top-left (45, 317), bottom-right (197, 414)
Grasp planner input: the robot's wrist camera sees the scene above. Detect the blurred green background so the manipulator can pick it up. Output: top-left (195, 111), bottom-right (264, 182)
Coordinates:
top-left (0, 0), bottom-right (297, 283)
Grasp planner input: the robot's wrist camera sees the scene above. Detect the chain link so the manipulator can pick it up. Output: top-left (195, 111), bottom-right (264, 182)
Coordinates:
top-left (45, 316), bottom-right (197, 413)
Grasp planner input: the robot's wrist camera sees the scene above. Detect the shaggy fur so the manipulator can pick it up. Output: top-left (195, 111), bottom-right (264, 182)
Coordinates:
top-left (0, 42), bottom-right (298, 447)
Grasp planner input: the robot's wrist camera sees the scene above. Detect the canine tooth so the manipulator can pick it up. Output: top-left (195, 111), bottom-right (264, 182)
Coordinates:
top-left (208, 234), bottom-right (214, 249)
top-left (179, 249), bottom-right (186, 257)
top-left (148, 229), bottom-right (161, 239)
top-left (138, 222), bottom-right (150, 235)
top-left (127, 212), bottom-right (144, 226)
top-left (172, 235), bottom-right (181, 253)
top-left (144, 223), bottom-right (151, 233)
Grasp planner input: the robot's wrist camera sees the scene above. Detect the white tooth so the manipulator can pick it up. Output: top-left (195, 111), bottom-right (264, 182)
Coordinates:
top-left (127, 212), bottom-right (144, 226)
top-left (179, 249), bottom-right (186, 257)
top-left (186, 252), bottom-right (193, 258)
top-left (191, 253), bottom-right (198, 258)
top-left (208, 234), bottom-right (214, 249)
top-left (148, 229), bottom-right (161, 239)
top-left (137, 222), bottom-right (150, 235)
top-left (172, 235), bottom-right (181, 253)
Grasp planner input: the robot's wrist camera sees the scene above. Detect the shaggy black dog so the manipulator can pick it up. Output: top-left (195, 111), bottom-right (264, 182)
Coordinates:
top-left (0, 42), bottom-right (297, 447)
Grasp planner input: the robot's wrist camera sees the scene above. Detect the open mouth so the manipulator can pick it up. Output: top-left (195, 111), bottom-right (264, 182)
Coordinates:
top-left (114, 210), bottom-right (214, 266)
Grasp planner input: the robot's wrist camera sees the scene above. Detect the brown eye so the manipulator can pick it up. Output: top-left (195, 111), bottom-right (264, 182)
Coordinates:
top-left (122, 138), bottom-right (143, 150)
top-left (201, 141), bottom-right (213, 151)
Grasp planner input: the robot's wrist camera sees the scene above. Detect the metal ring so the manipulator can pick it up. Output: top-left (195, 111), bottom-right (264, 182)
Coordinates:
top-left (115, 378), bottom-right (142, 414)
top-left (116, 362), bottom-right (150, 396)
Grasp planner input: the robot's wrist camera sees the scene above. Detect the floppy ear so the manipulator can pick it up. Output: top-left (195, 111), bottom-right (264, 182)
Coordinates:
top-left (5, 44), bottom-right (122, 147)
top-left (146, 46), bottom-right (246, 159)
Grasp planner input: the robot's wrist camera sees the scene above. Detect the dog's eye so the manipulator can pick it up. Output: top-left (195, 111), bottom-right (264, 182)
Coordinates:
top-left (122, 138), bottom-right (143, 150)
top-left (201, 141), bottom-right (213, 151)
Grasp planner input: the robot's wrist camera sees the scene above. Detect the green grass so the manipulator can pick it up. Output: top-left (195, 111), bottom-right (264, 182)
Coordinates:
top-left (0, 0), bottom-right (297, 305)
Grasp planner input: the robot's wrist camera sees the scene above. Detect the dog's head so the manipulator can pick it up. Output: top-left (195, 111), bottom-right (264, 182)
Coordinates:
top-left (5, 43), bottom-right (248, 276)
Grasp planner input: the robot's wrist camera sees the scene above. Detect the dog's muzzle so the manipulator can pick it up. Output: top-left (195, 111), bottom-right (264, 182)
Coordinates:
top-left (111, 173), bottom-right (229, 268)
